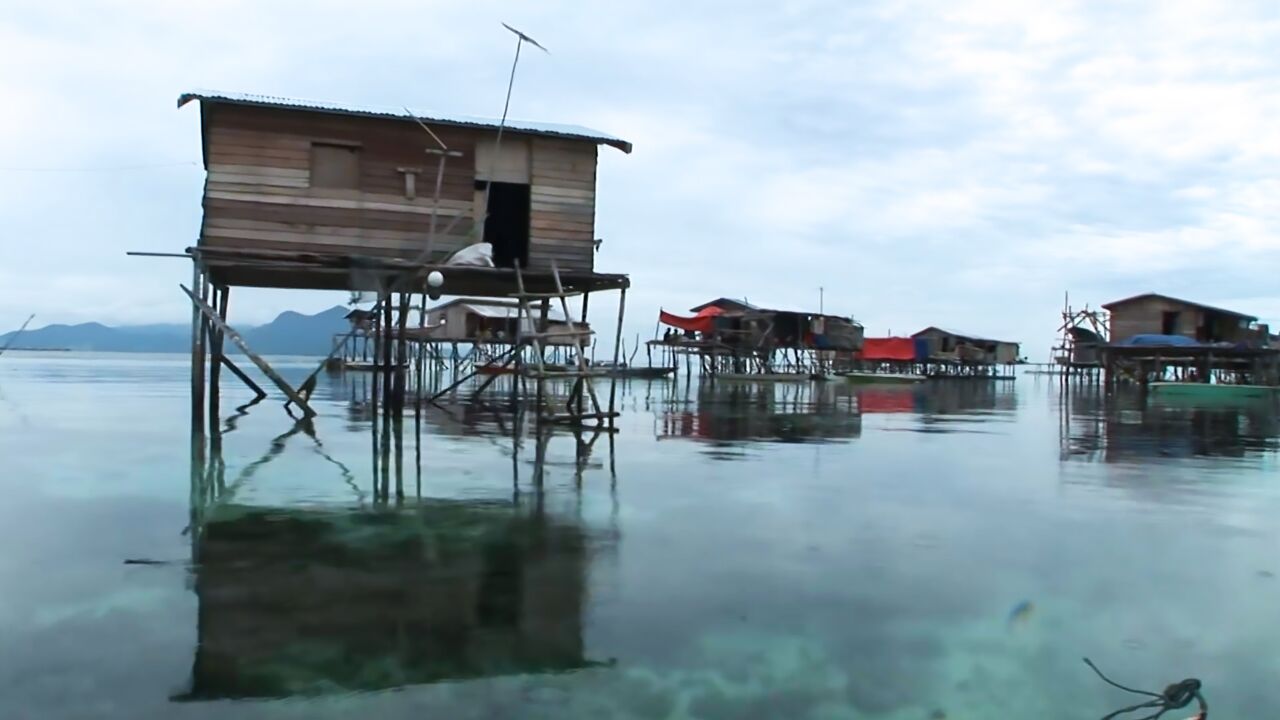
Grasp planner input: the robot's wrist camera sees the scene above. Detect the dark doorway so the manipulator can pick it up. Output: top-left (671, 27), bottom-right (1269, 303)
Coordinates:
top-left (1162, 311), bottom-right (1180, 335)
top-left (479, 181), bottom-right (531, 269)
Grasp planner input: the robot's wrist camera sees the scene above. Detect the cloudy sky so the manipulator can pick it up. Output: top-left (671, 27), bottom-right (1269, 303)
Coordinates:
top-left (3, 0), bottom-right (1279, 358)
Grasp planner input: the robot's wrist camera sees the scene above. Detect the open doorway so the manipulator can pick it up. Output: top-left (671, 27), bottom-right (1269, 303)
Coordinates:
top-left (1161, 311), bottom-right (1180, 335)
top-left (479, 181), bottom-right (530, 269)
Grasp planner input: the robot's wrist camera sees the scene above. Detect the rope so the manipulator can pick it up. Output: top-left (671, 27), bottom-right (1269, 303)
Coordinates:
top-left (1084, 658), bottom-right (1207, 720)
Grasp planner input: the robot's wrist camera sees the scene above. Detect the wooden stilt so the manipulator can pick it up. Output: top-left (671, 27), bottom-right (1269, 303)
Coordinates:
top-left (608, 287), bottom-right (627, 420)
top-left (190, 265), bottom-right (207, 436)
top-left (382, 287), bottom-right (395, 417)
top-left (220, 355), bottom-right (266, 399)
top-left (396, 291), bottom-right (411, 410)
top-left (180, 284), bottom-right (316, 417)
top-left (207, 285), bottom-right (229, 431)
top-left (536, 298), bottom-right (550, 412)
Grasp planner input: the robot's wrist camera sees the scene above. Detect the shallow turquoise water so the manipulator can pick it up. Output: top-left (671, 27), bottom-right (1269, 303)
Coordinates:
top-left (0, 353), bottom-right (1277, 719)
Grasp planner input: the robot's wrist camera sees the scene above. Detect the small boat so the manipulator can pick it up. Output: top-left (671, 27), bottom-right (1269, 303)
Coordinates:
top-left (839, 371), bottom-right (926, 385)
top-left (330, 360), bottom-right (407, 372)
top-left (596, 365), bottom-right (676, 379)
top-left (1148, 382), bottom-right (1277, 402)
top-left (713, 372), bottom-right (829, 383)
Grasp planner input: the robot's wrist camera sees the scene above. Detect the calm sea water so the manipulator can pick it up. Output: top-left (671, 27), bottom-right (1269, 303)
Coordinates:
top-left (0, 352), bottom-right (1277, 719)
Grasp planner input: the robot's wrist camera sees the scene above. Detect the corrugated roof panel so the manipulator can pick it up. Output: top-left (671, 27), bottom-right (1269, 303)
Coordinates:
top-left (178, 90), bottom-right (632, 153)
top-left (426, 298), bottom-right (568, 323)
top-left (915, 327), bottom-right (1017, 344)
top-left (1100, 293), bottom-right (1255, 320)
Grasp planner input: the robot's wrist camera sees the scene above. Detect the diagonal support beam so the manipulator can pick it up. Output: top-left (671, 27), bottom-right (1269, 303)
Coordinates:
top-left (220, 355), bottom-right (267, 399)
top-left (180, 284), bottom-right (316, 418)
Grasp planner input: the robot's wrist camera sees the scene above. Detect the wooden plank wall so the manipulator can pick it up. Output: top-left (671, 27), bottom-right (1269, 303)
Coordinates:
top-left (528, 138), bottom-right (597, 273)
top-left (1108, 298), bottom-right (1205, 342)
top-left (200, 104), bottom-right (601, 276)
top-left (202, 105), bottom-right (479, 263)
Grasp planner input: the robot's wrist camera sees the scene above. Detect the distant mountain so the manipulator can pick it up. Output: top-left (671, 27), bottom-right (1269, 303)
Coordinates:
top-left (0, 306), bottom-right (350, 356)
top-left (242, 306), bottom-right (351, 356)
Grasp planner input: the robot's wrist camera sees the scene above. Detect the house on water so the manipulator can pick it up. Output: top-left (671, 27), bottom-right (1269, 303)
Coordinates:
top-left (176, 90), bottom-right (634, 426)
top-left (420, 298), bottom-right (587, 347)
top-left (912, 327), bottom-right (1020, 365)
top-left (1102, 293), bottom-right (1268, 345)
top-left (655, 298), bottom-right (864, 377)
top-left (180, 91), bottom-right (632, 288)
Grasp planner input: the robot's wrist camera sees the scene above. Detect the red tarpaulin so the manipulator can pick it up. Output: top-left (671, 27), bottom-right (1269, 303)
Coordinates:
top-left (858, 337), bottom-right (916, 361)
top-left (660, 306), bottom-right (723, 334)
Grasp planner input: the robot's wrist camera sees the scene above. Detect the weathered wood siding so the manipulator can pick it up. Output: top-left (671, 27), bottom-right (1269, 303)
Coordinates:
top-left (1108, 297), bottom-right (1206, 343)
top-left (199, 105), bottom-right (598, 272)
top-left (528, 138), bottom-right (596, 273)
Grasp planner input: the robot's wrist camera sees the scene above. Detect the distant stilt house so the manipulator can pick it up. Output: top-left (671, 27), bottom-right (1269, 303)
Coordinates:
top-left (687, 298), bottom-right (759, 315)
top-left (911, 328), bottom-right (1021, 366)
top-left (1102, 293), bottom-right (1268, 345)
top-left (653, 298), bottom-right (863, 379)
top-left (1066, 326), bottom-right (1103, 366)
top-left (1095, 293), bottom-right (1280, 388)
top-left (417, 298), bottom-right (587, 348)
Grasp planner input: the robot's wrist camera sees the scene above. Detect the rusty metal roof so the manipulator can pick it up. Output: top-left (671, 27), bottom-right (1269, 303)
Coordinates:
top-left (1100, 293), bottom-right (1256, 320)
top-left (178, 90), bottom-right (632, 153)
top-left (913, 327), bottom-right (1018, 345)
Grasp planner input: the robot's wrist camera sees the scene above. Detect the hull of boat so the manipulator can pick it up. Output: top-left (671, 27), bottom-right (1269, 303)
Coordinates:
top-left (1148, 382), bottom-right (1276, 402)
top-left (840, 372), bottom-right (926, 385)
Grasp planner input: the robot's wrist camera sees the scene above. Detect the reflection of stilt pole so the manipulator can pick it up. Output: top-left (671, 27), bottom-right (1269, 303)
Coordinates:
top-left (533, 419), bottom-right (549, 489)
top-left (371, 388), bottom-right (381, 500)
top-left (393, 413), bottom-right (404, 502)
top-left (188, 429), bottom-right (207, 562)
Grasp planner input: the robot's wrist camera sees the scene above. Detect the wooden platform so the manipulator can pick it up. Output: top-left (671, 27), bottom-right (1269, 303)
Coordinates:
top-left (190, 246), bottom-right (630, 296)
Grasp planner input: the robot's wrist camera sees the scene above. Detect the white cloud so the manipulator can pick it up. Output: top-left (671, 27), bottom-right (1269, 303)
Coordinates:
top-left (1, 0), bottom-right (1279, 358)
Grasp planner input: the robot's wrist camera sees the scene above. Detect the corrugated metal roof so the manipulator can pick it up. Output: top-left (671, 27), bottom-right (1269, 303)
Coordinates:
top-left (427, 298), bottom-right (567, 322)
top-left (1100, 293), bottom-right (1255, 320)
top-left (914, 327), bottom-right (1017, 345)
top-left (178, 90), bottom-right (633, 153)
top-left (689, 298), bottom-right (759, 313)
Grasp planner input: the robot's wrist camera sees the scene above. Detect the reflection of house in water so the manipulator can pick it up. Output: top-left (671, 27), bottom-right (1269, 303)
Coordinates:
top-left (854, 381), bottom-right (1017, 432)
top-left (1061, 387), bottom-right (1280, 462)
top-left (177, 501), bottom-right (606, 699)
top-left (914, 380), bottom-right (1015, 416)
top-left (657, 382), bottom-right (860, 448)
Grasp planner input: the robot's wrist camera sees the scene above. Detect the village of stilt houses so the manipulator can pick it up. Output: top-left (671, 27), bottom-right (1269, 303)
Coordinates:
top-left (143, 86), bottom-right (1280, 448)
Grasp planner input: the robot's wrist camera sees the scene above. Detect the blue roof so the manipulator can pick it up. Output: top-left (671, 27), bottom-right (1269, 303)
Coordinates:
top-left (178, 90), bottom-right (632, 153)
top-left (1113, 334), bottom-right (1201, 347)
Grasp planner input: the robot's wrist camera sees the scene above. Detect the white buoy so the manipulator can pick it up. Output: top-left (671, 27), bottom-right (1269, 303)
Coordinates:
top-left (427, 270), bottom-right (444, 288)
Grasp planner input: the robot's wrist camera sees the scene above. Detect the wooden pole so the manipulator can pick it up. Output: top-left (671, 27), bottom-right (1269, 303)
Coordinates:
top-left (579, 292), bottom-right (591, 410)
top-left (180, 285), bottom-right (316, 417)
top-left (536, 298), bottom-right (550, 415)
top-left (220, 355), bottom-right (266, 399)
top-left (190, 265), bottom-right (206, 435)
top-left (207, 285), bottom-right (229, 431)
top-left (382, 285), bottom-right (395, 417)
top-left (608, 287), bottom-right (627, 418)
top-left (396, 291), bottom-right (411, 412)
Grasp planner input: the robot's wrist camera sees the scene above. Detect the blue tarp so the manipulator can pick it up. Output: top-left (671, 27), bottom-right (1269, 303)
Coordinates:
top-left (1115, 334), bottom-right (1200, 347)
top-left (914, 338), bottom-right (931, 360)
